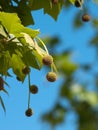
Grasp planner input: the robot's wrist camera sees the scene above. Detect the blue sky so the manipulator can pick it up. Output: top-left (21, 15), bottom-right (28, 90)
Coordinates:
top-left (0, 3), bottom-right (98, 130)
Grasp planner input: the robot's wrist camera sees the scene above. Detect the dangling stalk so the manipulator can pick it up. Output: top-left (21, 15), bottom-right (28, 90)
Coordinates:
top-left (28, 73), bottom-right (31, 109)
top-left (51, 64), bottom-right (53, 72)
top-left (36, 36), bottom-right (49, 55)
top-left (51, 63), bottom-right (58, 74)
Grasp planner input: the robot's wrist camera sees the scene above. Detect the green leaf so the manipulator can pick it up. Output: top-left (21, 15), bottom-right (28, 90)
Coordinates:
top-left (29, 0), bottom-right (48, 10)
top-left (15, 0), bottom-right (34, 26)
top-left (0, 51), bottom-right (11, 75)
top-left (22, 50), bottom-right (40, 70)
top-left (10, 54), bottom-right (26, 82)
top-left (44, 0), bottom-right (64, 20)
top-left (33, 50), bottom-right (43, 69)
top-left (55, 54), bottom-right (78, 75)
top-left (29, 0), bottom-right (63, 20)
top-left (0, 96), bottom-right (6, 113)
top-left (0, 12), bottom-right (39, 38)
top-left (0, 23), bottom-right (8, 37)
top-left (93, 0), bottom-right (98, 4)
top-left (73, 12), bottom-right (83, 28)
top-left (68, 0), bottom-right (75, 4)
top-left (4, 35), bottom-right (23, 57)
top-left (71, 85), bottom-right (98, 106)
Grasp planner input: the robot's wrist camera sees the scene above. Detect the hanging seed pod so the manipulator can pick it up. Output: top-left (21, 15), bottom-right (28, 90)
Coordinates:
top-left (25, 108), bottom-right (33, 117)
top-left (30, 85), bottom-right (38, 94)
top-left (46, 72), bottom-right (57, 82)
top-left (42, 55), bottom-right (53, 66)
top-left (82, 14), bottom-right (90, 22)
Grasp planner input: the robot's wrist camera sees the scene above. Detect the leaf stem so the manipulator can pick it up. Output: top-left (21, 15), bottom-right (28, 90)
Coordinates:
top-left (36, 36), bottom-right (49, 55)
top-left (28, 73), bottom-right (31, 109)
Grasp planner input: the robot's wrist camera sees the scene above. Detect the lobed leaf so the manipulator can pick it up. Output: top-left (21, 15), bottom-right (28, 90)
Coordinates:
top-left (0, 12), bottom-right (39, 38)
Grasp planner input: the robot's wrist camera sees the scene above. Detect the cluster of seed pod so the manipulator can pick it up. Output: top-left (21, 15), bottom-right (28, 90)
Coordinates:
top-left (74, 0), bottom-right (91, 22)
top-left (23, 54), bottom-right (58, 117)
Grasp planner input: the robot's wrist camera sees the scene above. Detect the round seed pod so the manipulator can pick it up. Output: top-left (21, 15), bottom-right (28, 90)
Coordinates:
top-left (25, 108), bottom-right (33, 117)
top-left (82, 14), bottom-right (90, 22)
top-left (42, 55), bottom-right (53, 66)
top-left (0, 77), bottom-right (4, 91)
top-left (30, 85), bottom-right (38, 94)
top-left (22, 66), bottom-right (30, 75)
top-left (52, 0), bottom-right (58, 4)
top-left (46, 72), bottom-right (57, 82)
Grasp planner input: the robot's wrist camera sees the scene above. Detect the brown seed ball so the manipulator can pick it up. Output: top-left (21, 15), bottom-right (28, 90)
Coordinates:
top-left (25, 108), bottom-right (33, 117)
top-left (52, 0), bottom-right (58, 4)
top-left (0, 77), bottom-right (4, 91)
top-left (46, 72), bottom-right (57, 82)
top-left (82, 14), bottom-right (90, 22)
top-left (22, 66), bottom-right (30, 75)
top-left (30, 85), bottom-right (38, 94)
top-left (42, 55), bottom-right (53, 66)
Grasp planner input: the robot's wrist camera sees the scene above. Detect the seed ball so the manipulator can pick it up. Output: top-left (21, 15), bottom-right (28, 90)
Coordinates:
top-left (22, 66), bottom-right (30, 75)
top-left (25, 108), bottom-right (33, 117)
top-left (82, 14), bottom-right (90, 22)
top-left (0, 77), bottom-right (4, 91)
top-left (46, 72), bottom-right (57, 82)
top-left (30, 85), bottom-right (38, 94)
top-left (52, 0), bottom-right (58, 4)
top-left (42, 55), bottom-right (53, 66)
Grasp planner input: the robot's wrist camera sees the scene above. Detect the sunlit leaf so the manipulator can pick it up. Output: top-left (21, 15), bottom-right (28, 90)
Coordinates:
top-left (0, 23), bottom-right (7, 37)
top-left (22, 51), bottom-right (40, 70)
top-left (0, 12), bottom-right (39, 38)
top-left (68, 0), bottom-right (75, 4)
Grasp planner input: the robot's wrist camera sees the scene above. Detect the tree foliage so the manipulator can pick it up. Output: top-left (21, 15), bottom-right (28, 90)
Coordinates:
top-left (0, 0), bottom-right (98, 130)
